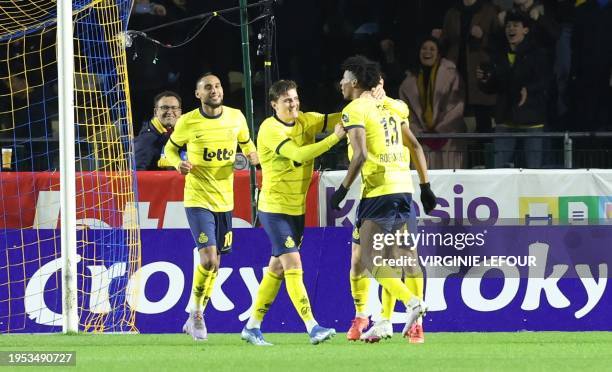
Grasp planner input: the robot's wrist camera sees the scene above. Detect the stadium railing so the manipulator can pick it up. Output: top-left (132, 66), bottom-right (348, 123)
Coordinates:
top-left (315, 131), bottom-right (612, 170)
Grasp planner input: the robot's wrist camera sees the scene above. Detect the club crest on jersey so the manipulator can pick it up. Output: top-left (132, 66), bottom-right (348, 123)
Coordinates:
top-left (284, 236), bottom-right (295, 248)
top-left (341, 113), bottom-right (349, 123)
top-left (198, 232), bottom-right (209, 244)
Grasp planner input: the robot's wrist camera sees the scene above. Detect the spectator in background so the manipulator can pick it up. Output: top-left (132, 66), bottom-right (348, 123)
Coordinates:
top-left (498, 0), bottom-right (560, 54)
top-left (549, 0), bottom-right (576, 129)
top-left (435, 0), bottom-right (500, 133)
top-left (571, 0), bottom-right (612, 131)
top-left (399, 37), bottom-right (466, 169)
top-left (477, 11), bottom-right (551, 168)
top-left (134, 91), bottom-right (182, 170)
top-left (498, 0), bottom-right (561, 135)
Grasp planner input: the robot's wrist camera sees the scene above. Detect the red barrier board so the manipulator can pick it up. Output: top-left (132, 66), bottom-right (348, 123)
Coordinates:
top-left (0, 170), bottom-right (320, 228)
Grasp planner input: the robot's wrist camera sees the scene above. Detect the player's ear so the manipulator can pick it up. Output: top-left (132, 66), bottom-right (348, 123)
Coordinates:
top-left (351, 79), bottom-right (357, 88)
top-left (195, 90), bottom-right (200, 99)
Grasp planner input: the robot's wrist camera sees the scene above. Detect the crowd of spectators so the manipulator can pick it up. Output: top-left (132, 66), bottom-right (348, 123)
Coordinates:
top-left (3, 0), bottom-right (610, 171)
top-left (127, 0), bottom-right (612, 169)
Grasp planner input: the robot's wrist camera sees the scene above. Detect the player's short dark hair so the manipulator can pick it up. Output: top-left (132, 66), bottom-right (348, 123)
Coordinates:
top-left (195, 72), bottom-right (219, 88)
top-left (505, 10), bottom-right (530, 28)
top-left (269, 80), bottom-right (298, 102)
top-left (341, 55), bottom-right (381, 90)
top-left (153, 91), bottom-right (182, 107)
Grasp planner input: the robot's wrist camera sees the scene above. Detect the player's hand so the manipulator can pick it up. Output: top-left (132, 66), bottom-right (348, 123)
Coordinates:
top-left (330, 184), bottom-right (349, 210)
top-left (178, 160), bottom-right (193, 175)
top-left (334, 123), bottom-right (346, 140)
top-left (247, 151), bottom-right (259, 166)
top-left (371, 78), bottom-right (386, 100)
top-left (419, 182), bottom-right (437, 215)
top-left (518, 87), bottom-right (527, 107)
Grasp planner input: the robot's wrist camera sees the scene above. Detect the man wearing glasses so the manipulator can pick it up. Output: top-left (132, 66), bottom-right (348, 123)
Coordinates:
top-left (134, 90), bottom-right (183, 170)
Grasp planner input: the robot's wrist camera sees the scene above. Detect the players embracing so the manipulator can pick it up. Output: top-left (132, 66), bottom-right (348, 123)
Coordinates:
top-left (330, 56), bottom-right (437, 344)
top-left (241, 80), bottom-right (344, 345)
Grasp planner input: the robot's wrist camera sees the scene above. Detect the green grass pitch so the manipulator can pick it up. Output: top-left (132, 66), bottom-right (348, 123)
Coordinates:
top-left (1, 332), bottom-right (611, 371)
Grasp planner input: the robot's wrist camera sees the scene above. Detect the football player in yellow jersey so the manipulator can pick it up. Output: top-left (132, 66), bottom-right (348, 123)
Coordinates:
top-left (164, 73), bottom-right (258, 341)
top-left (241, 80), bottom-right (343, 346)
top-left (329, 56), bottom-right (437, 343)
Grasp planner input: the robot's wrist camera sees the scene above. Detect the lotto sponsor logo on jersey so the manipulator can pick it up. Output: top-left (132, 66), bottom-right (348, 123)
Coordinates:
top-left (203, 147), bottom-right (234, 161)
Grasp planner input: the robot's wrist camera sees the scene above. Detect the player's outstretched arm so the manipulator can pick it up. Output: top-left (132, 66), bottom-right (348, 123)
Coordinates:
top-left (401, 123), bottom-right (437, 214)
top-left (278, 124), bottom-right (345, 163)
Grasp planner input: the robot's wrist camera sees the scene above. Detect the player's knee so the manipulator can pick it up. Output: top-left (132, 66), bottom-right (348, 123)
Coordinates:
top-left (351, 260), bottom-right (365, 275)
top-left (279, 253), bottom-right (302, 271)
top-left (267, 257), bottom-right (284, 277)
top-left (269, 266), bottom-right (284, 277)
top-left (199, 247), bottom-right (219, 270)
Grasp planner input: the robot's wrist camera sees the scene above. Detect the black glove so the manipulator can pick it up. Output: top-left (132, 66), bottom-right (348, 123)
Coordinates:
top-left (330, 184), bottom-right (349, 210)
top-left (420, 182), bottom-right (437, 215)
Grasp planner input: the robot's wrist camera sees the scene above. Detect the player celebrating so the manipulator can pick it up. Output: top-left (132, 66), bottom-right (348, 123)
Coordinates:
top-left (241, 80), bottom-right (343, 346)
top-left (329, 56), bottom-right (437, 343)
top-left (349, 90), bottom-right (433, 344)
top-left (164, 73), bottom-right (258, 341)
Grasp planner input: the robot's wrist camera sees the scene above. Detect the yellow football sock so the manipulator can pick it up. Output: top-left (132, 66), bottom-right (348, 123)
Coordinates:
top-left (381, 288), bottom-right (396, 320)
top-left (251, 270), bottom-right (283, 322)
top-left (201, 270), bottom-right (218, 311)
top-left (376, 277), bottom-right (414, 305)
top-left (191, 264), bottom-right (213, 312)
top-left (285, 269), bottom-right (315, 323)
top-left (350, 274), bottom-right (369, 317)
top-left (404, 276), bottom-right (424, 301)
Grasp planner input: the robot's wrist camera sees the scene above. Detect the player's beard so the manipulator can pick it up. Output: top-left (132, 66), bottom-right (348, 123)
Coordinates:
top-left (204, 98), bottom-right (223, 109)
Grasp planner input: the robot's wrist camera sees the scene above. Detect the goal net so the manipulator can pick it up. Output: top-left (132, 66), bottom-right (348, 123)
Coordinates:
top-left (0, 0), bottom-right (141, 333)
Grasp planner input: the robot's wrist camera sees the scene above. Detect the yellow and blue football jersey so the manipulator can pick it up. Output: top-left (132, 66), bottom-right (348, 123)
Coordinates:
top-left (165, 106), bottom-right (256, 212)
top-left (257, 112), bottom-right (340, 215)
top-left (342, 97), bottom-right (414, 198)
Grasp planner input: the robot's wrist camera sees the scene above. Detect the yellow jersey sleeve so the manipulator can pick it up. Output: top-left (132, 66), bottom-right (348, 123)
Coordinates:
top-left (257, 114), bottom-right (330, 216)
top-left (300, 112), bottom-right (340, 134)
top-left (258, 119), bottom-right (290, 154)
top-left (382, 97), bottom-right (409, 121)
top-left (165, 115), bottom-right (188, 168)
top-left (237, 113), bottom-right (256, 154)
top-left (341, 100), bottom-right (369, 130)
top-left (324, 113), bottom-right (342, 132)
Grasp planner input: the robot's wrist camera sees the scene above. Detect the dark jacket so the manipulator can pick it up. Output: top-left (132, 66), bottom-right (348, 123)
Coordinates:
top-left (440, 0), bottom-right (500, 105)
top-left (134, 120), bottom-right (169, 170)
top-left (479, 38), bottom-right (551, 126)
